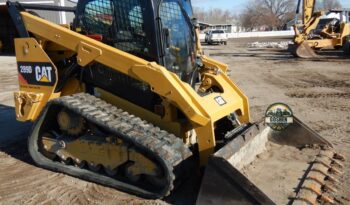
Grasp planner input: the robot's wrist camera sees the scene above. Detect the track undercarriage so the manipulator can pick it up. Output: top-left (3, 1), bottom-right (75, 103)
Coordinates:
top-left (28, 93), bottom-right (193, 198)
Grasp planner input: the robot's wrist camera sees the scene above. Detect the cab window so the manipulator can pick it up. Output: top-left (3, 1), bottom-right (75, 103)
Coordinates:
top-left (81, 0), bottom-right (152, 60)
top-left (83, 0), bottom-right (113, 38)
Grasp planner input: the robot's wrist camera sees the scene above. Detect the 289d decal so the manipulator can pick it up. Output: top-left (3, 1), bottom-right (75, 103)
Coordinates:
top-left (18, 62), bottom-right (56, 86)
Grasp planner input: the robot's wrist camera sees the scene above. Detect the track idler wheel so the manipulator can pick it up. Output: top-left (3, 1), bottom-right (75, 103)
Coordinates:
top-left (57, 109), bottom-right (85, 136)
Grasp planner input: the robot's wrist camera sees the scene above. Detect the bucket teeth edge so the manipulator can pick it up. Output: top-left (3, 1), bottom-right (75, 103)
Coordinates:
top-left (293, 150), bottom-right (345, 205)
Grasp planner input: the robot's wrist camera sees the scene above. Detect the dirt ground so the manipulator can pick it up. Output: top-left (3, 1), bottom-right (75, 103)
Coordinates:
top-left (242, 142), bottom-right (321, 204)
top-left (0, 38), bottom-right (349, 204)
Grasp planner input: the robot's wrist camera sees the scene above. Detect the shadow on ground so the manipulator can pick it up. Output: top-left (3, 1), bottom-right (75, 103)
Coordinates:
top-left (0, 104), bottom-right (32, 143)
top-left (165, 174), bottom-right (202, 205)
top-left (209, 48), bottom-right (350, 62)
top-left (209, 50), bottom-right (292, 60)
top-left (0, 104), bottom-right (201, 204)
top-left (0, 104), bottom-right (33, 163)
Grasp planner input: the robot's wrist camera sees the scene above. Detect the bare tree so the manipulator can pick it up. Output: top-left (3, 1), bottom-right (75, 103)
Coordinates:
top-left (193, 7), bottom-right (207, 22)
top-left (321, 0), bottom-right (342, 10)
top-left (239, 4), bottom-right (265, 31)
top-left (240, 0), bottom-right (296, 31)
top-left (193, 7), bottom-right (236, 24)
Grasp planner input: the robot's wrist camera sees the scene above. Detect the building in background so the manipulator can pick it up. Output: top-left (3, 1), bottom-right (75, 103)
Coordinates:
top-left (209, 24), bottom-right (233, 33)
top-left (199, 22), bottom-right (243, 33)
top-left (0, 0), bottom-right (76, 24)
top-left (199, 22), bottom-right (232, 33)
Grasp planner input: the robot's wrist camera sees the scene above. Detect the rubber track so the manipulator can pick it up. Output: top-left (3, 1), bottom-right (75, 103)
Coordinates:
top-left (29, 93), bottom-right (193, 198)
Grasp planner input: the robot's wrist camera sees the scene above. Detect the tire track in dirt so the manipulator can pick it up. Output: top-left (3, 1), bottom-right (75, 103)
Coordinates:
top-left (286, 91), bottom-right (350, 98)
top-left (285, 76), bottom-right (350, 99)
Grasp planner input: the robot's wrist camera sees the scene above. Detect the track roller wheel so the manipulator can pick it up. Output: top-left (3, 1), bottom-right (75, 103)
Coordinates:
top-left (60, 157), bottom-right (72, 165)
top-left (74, 159), bottom-right (86, 168)
top-left (88, 163), bottom-right (102, 172)
top-left (104, 167), bottom-right (118, 177)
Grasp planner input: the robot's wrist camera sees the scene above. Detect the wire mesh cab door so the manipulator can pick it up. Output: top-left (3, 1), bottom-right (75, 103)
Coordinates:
top-left (75, 0), bottom-right (159, 62)
top-left (157, 0), bottom-right (196, 82)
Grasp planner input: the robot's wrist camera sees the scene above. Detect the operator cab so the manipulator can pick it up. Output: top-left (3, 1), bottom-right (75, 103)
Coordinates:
top-left (74, 0), bottom-right (197, 83)
top-left (74, 0), bottom-right (198, 112)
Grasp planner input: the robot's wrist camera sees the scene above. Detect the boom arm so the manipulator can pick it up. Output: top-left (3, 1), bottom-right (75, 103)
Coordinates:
top-left (303, 0), bottom-right (316, 25)
top-left (293, 0), bottom-right (323, 44)
top-left (10, 5), bottom-right (249, 165)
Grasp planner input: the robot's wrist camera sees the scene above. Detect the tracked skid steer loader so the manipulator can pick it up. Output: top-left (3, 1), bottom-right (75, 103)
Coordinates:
top-left (1, 0), bottom-right (345, 204)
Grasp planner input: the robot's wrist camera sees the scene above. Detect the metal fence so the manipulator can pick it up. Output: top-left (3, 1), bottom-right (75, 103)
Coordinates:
top-left (199, 30), bottom-right (294, 41)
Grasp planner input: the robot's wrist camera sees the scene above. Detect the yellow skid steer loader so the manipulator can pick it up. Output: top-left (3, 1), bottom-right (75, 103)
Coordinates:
top-left (1, 0), bottom-right (344, 204)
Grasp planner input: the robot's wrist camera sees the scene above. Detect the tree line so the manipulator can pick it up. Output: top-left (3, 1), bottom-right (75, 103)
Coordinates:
top-left (193, 0), bottom-right (343, 31)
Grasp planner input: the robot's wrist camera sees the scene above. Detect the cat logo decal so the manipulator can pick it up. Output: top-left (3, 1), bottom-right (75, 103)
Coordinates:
top-left (18, 62), bottom-right (56, 86)
top-left (35, 66), bottom-right (52, 83)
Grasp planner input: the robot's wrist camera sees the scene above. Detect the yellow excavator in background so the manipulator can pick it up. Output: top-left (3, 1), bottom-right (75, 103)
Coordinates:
top-left (290, 0), bottom-right (350, 58)
top-left (0, 0), bottom-right (345, 204)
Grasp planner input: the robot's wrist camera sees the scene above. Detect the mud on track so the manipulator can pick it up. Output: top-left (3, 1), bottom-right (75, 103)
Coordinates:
top-left (0, 38), bottom-right (349, 204)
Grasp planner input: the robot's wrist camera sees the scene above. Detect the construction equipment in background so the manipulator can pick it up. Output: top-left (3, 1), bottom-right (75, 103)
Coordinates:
top-left (2, 0), bottom-right (345, 204)
top-left (289, 0), bottom-right (350, 58)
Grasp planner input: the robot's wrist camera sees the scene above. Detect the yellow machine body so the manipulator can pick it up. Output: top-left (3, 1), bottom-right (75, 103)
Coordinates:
top-left (2, 1), bottom-right (345, 204)
top-left (13, 12), bottom-right (249, 165)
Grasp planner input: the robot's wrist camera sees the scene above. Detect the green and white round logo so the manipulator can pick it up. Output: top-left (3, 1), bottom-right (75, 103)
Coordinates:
top-left (265, 103), bottom-right (293, 131)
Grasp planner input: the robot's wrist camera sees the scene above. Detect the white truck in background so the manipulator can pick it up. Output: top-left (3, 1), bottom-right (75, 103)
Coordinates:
top-left (205, 29), bottom-right (228, 45)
